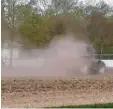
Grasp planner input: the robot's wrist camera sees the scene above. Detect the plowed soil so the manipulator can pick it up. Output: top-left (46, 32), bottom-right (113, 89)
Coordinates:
top-left (1, 69), bottom-right (113, 108)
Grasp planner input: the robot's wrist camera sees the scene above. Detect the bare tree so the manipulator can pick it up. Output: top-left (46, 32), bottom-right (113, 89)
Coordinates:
top-left (1, 0), bottom-right (20, 66)
top-left (50, 0), bottom-right (79, 14)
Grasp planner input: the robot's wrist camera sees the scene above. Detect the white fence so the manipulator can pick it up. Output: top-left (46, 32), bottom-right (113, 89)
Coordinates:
top-left (102, 60), bottom-right (113, 68)
top-left (95, 54), bottom-right (113, 68)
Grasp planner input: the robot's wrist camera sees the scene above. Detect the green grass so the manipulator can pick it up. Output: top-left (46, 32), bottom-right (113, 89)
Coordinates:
top-left (50, 103), bottom-right (113, 108)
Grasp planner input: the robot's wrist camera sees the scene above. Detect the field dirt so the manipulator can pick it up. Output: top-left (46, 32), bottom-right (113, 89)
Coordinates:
top-left (1, 68), bottom-right (113, 108)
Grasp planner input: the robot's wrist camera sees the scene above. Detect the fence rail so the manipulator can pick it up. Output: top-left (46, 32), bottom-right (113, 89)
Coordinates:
top-left (94, 54), bottom-right (113, 59)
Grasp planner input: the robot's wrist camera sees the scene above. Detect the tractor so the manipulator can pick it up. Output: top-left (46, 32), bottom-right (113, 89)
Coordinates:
top-left (81, 44), bottom-right (106, 74)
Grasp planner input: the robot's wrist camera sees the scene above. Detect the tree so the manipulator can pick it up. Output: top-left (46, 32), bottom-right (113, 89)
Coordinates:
top-left (86, 11), bottom-right (113, 54)
top-left (50, 0), bottom-right (79, 15)
top-left (28, 0), bottom-right (48, 15)
top-left (19, 10), bottom-right (53, 48)
top-left (1, 0), bottom-right (22, 66)
top-left (95, 0), bottom-right (112, 15)
top-left (2, 0), bottom-right (113, 55)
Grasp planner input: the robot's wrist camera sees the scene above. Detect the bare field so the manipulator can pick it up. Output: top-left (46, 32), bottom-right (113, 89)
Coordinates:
top-left (1, 69), bottom-right (113, 108)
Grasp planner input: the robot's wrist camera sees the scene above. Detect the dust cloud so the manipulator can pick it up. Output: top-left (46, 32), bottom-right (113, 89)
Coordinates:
top-left (2, 34), bottom-right (93, 77)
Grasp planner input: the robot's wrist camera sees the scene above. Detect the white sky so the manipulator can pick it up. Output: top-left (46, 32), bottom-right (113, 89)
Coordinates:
top-left (99, 0), bottom-right (113, 4)
top-left (48, 0), bottom-right (113, 6)
top-left (81, 0), bottom-right (113, 5)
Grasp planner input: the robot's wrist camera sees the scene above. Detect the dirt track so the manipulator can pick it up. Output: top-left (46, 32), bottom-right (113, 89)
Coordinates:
top-left (1, 69), bottom-right (113, 108)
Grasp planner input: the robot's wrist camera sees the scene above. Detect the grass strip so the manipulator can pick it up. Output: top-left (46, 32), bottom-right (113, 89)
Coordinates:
top-left (49, 102), bottom-right (113, 108)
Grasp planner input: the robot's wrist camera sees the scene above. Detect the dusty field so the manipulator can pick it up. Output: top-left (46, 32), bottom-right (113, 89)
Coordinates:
top-left (1, 69), bottom-right (113, 108)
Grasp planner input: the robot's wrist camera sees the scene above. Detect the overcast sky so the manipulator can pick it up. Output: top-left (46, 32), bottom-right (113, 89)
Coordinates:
top-left (48, 0), bottom-right (113, 6)
top-left (81, 0), bottom-right (113, 5)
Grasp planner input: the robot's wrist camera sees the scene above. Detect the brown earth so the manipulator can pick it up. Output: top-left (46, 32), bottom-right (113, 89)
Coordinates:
top-left (1, 69), bottom-right (113, 108)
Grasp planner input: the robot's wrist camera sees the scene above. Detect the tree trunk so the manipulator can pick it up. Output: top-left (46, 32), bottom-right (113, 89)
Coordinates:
top-left (100, 36), bottom-right (104, 60)
top-left (10, 43), bottom-right (13, 67)
top-left (9, 0), bottom-right (15, 67)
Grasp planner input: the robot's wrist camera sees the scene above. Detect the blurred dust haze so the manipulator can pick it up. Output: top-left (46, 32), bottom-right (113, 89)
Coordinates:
top-left (2, 33), bottom-right (92, 77)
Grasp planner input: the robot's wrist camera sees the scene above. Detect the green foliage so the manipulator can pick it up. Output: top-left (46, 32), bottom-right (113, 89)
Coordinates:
top-left (2, 0), bottom-right (113, 53)
top-left (19, 9), bottom-right (53, 47)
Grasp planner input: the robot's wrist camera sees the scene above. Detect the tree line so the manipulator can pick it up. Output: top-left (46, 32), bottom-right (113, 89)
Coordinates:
top-left (1, 0), bottom-right (113, 54)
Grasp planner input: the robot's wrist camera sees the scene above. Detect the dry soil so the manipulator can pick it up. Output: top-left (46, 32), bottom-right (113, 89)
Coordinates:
top-left (1, 68), bottom-right (113, 108)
